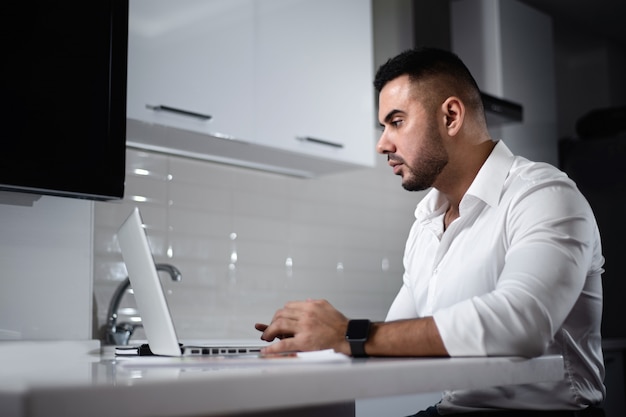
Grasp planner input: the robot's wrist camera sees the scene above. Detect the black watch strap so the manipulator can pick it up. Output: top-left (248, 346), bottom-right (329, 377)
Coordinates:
top-left (345, 319), bottom-right (371, 358)
top-left (349, 339), bottom-right (368, 357)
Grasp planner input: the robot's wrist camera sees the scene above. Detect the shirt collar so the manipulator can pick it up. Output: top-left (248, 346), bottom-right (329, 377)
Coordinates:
top-left (465, 140), bottom-right (515, 208)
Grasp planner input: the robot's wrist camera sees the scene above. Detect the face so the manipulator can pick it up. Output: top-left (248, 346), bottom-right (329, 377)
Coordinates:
top-left (376, 75), bottom-right (448, 191)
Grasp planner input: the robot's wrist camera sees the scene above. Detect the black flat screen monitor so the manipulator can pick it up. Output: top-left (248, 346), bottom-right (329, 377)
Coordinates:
top-left (0, 0), bottom-right (128, 200)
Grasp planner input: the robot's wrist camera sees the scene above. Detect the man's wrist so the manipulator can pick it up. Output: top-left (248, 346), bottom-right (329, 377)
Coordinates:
top-left (345, 319), bottom-right (371, 357)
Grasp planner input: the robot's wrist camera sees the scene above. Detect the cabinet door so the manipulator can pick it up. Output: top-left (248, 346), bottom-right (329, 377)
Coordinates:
top-left (254, 0), bottom-right (376, 167)
top-left (127, 0), bottom-right (255, 141)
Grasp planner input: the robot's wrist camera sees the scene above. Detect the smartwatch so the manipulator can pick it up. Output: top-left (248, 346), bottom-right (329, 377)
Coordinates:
top-left (345, 319), bottom-right (371, 357)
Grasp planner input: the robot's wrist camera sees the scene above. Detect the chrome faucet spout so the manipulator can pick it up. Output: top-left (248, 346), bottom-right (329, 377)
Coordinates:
top-left (156, 263), bottom-right (182, 282)
top-left (102, 263), bottom-right (182, 345)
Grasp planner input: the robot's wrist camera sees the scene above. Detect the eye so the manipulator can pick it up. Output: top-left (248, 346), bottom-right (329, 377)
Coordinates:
top-left (391, 119), bottom-right (403, 127)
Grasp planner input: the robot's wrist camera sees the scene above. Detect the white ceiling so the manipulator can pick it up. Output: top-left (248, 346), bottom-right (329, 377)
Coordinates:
top-left (519, 0), bottom-right (626, 46)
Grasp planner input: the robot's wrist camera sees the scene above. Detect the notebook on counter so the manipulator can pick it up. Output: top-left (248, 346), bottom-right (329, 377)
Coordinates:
top-left (115, 207), bottom-right (265, 357)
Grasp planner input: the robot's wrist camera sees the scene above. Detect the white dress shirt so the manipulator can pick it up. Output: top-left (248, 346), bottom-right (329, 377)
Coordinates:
top-left (386, 141), bottom-right (605, 412)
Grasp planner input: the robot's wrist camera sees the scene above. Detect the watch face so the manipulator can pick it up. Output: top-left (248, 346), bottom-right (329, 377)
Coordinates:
top-left (347, 319), bottom-right (371, 341)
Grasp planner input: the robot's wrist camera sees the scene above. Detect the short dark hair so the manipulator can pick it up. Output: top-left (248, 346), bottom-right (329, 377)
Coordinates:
top-left (374, 47), bottom-right (483, 114)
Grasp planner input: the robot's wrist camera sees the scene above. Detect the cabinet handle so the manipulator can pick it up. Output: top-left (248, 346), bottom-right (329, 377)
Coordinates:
top-left (146, 104), bottom-right (212, 121)
top-left (296, 136), bottom-right (344, 149)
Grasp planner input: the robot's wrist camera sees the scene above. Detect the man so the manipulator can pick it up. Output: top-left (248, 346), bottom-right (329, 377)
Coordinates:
top-left (255, 48), bottom-right (605, 416)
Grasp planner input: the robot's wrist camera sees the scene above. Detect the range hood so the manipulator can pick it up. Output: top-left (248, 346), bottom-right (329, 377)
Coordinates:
top-left (481, 92), bottom-right (523, 127)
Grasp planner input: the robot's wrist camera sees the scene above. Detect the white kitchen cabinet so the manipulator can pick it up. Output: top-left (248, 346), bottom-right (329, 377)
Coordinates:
top-left (126, 0), bottom-right (376, 177)
top-left (254, 0), bottom-right (376, 167)
top-left (127, 0), bottom-right (255, 142)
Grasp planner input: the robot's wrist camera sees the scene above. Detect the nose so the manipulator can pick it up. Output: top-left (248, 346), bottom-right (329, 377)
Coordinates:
top-left (376, 130), bottom-right (395, 155)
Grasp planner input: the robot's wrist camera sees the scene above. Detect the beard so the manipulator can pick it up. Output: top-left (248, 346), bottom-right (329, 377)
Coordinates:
top-left (391, 122), bottom-right (448, 192)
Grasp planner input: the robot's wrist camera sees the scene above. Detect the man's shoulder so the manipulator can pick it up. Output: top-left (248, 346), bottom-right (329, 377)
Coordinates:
top-left (503, 157), bottom-right (589, 214)
top-left (508, 157), bottom-right (571, 187)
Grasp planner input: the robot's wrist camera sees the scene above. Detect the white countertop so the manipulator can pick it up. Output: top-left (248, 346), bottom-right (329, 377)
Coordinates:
top-left (0, 340), bottom-right (565, 417)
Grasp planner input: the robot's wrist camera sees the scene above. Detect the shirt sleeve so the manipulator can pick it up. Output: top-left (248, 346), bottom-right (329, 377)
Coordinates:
top-left (385, 281), bottom-right (418, 321)
top-left (434, 179), bottom-right (601, 358)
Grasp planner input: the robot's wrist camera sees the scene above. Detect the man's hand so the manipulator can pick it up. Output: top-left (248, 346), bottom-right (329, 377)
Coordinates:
top-left (254, 299), bottom-right (350, 355)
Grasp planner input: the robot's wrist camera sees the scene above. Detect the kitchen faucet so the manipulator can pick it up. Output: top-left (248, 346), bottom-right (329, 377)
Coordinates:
top-left (102, 263), bottom-right (182, 345)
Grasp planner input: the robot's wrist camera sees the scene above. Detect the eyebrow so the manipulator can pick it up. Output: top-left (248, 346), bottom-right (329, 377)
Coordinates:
top-left (380, 109), bottom-right (404, 126)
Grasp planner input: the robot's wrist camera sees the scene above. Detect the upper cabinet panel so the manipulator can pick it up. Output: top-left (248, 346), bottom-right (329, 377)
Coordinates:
top-left (254, 0), bottom-right (376, 167)
top-left (126, 0), bottom-right (376, 177)
top-left (127, 0), bottom-right (255, 141)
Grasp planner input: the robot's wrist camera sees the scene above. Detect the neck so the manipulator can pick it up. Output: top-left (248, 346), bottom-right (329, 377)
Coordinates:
top-left (443, 204), bottom-right (459, 231)
top-left (436, 138), bottom-right (496, 210)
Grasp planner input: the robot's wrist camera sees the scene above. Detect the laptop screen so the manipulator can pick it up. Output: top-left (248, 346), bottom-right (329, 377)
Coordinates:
top-left (116, 207), bottom-right (183, 356)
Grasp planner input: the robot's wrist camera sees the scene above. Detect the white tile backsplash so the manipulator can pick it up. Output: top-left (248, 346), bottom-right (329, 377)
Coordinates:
top-left (93, 148), bottom-right (424, 341)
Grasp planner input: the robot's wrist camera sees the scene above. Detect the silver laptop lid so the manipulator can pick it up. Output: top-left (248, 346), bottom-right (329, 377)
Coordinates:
top-left (116, 207), bottom-right (182, 356)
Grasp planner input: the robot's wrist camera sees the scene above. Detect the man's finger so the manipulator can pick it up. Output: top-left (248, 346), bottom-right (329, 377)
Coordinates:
top-left (261, 338), bottom-right (297, 355)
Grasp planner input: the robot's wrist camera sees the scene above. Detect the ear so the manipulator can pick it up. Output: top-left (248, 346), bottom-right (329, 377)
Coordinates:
top-left (441, 97), bottom-right (464, 137)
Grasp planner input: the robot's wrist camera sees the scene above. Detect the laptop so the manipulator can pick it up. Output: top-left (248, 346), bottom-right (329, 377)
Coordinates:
top-left (116, 207), bottom-right (265, 357)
